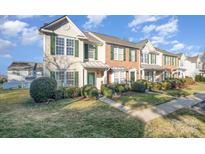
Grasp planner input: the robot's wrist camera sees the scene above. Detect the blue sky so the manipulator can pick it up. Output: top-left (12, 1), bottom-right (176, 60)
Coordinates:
top-left (0, 15), bottom-right (205, 75)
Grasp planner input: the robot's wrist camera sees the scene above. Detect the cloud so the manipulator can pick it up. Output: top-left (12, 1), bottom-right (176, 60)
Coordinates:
top-left (16, 15), bottom-right (35, 19)
top-left (83, 15), bottom-right (107, 30)
top-left (143, 25), bottom-right (156, 33)
top-left (21, 26), bottom-right (41, 45)
top-left (0, 54), bottom-right (12, 58)
top-left (0, 39), bottom-right (15, 51)
top-left (170, 42), bottom-right (185, 51)
top-left (0, 20), bottom-right (28, 36)
top-left (128, 15), bottom-right (166, 32)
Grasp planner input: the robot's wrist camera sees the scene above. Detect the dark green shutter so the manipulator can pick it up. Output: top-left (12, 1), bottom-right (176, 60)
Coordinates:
top-left (50, 34), bottom-right (55, 55)
top-left (135, 50), bottom-right (137, 62)
top-left (95, 45), bottom-right (98, 60)
top-left (50, 71), bottom-right (55, 79)
top-left (75, 40), bottom-right (79, 57)
top-left (75, 72), bottom-right (79, 87)
top-left (84, 44), bottom-right (88, 59)
top-left (124, 48), bottom-right (126, 61)
top-left (110, 45), bottom-right (114, 60)
top-left (129, 49), bottom-right (131, 61)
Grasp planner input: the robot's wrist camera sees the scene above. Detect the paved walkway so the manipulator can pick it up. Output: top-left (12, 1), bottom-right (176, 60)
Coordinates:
top-left (99, 92), bottom-right (205, 123)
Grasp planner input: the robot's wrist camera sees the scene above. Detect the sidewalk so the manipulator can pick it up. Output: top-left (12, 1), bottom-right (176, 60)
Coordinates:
top-left (99, 92), bottom-right (205, 123)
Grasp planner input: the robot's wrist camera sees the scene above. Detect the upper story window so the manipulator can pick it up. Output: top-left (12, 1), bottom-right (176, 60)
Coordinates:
top-left (88, 44), bottom-right (96, 59)
top-left (150, 54), bottom-right (156, 64)
top-left (55, 36), bottom-right (75, 55)
top-left (164, 55), bottom-right (177, 66)
top-left (130, 49), bottom-right (136, 62)
top-left (56, 37), bottom-right (65, 55)
top-left (66, 39), bottom-right (75, 55)
top-left (114, 47), bottom-right (124, 61)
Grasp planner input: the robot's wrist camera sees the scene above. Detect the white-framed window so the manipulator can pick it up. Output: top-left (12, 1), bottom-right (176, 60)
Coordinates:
top-left (56, 37), bottom-right (65, 55)
top-left (114, 47), bottom-right (124, 61)
top-left (55, 36), bottom-right (75, 56)
top-left (66, 72), bottom-right (75, 86)
top-left (131, 50), bottom-right (136, 62)
top-left (113, 71), bottom-right (126, 83)
top-left (88, 44), bottom-right (96, 59)
top-left (66, 39), bottom-right (75, 55)
top-left (56, 71), bottom-right (65, 84)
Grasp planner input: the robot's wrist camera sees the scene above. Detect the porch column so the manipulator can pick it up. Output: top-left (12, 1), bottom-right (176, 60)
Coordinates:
top-left (142, 69), bottom-right (145, 79)
top-left (153, 70), bottom-right (156, 82)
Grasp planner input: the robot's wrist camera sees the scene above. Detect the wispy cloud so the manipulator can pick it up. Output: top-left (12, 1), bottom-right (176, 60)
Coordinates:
top-left (0, 53), bottom-right (12, 58)
top-left (0, 38), bottom-right (15, 51)
top-left (83, 15), bottom-right (107, 30)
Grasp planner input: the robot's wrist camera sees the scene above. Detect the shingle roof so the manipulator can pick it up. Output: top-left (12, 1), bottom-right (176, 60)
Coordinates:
top-left (155, 48), bottom-right (179, 57)
top-left (83, 32), bottom-right (102, 45)
top-left (8, 62), bottom-right (36, 71)
top-left (187, 56), bottom-right (198, 63)
top-left (91, 32), bottom-right (139, 49)
top-left (135, 39), bottom-right (149, 49)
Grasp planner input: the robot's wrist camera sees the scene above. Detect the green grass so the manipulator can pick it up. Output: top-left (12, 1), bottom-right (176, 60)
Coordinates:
top-left (114, 92), bottom-right (174, 110)
top-left (145, 108), bottom-right (205, 137)
top-left (0, 89), bottom-right (144, 137)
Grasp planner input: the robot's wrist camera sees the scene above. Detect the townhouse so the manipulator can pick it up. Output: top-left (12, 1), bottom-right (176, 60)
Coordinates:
top-left (39, 16), bottom-right (182, 89)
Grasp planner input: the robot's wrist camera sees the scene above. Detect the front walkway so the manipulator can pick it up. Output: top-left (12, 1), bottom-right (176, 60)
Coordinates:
top-left (99, 92), bottom-right (205, 123)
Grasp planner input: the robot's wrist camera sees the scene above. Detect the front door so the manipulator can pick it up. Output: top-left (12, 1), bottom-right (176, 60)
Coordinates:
top-left (87, 72), bottom-right (95, 86)
top-left (130, 71), bottom-right (135, 82)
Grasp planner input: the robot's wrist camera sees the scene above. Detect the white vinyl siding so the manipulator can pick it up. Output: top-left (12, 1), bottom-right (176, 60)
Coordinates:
top-left (114, 47), bottom-right (124, 61)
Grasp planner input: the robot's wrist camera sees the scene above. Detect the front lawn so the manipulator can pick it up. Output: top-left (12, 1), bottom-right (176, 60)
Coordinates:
top-left (145, 108), bottom-right (205, 137)
top-left (0, 89), bottom-right (144, 137)
top-left (1, 89), bottom-right (205, 137)
top-left (113, 92), bottom-right (173, 110)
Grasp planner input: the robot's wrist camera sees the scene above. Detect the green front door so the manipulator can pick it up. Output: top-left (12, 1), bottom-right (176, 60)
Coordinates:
top-left (130, 71), bottom-right (135, 82)
top-left (87, 72), bottom-right (95, 86)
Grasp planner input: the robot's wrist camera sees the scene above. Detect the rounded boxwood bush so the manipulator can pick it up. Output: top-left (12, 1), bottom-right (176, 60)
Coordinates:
top-left (65, 87), bottom-right (81, 98)
top-left (30, 77), bottom-right (57, 103)
top-left (131, 81), bottom-right (146, 93)
top-left (102, 87), bottom-right (113, 98)
top-left (150, 82), bottom-right (162, 91)
top-left (82, 84), bottom-right (98, 98)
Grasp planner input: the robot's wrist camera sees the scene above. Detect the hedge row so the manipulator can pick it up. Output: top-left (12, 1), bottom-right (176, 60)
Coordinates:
top-left (195, 75), bottom-right (205, 82)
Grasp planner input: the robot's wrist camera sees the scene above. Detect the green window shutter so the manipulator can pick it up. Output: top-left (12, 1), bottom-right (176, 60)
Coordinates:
top-left (110, 45), bottom-right (114, 60)
top-left (124, 48), bottom-right (126, 61)
top-left (75, 40), bottom-right (79, 57)
top-left (95, 45), bottom-right (98, 60)
top-left (84, 44), bottom-right (88, 59)
top-left (50, 71), bottom-right (55, 79)
top-left (75, 71), bottom-right (79, 87)
top-left (129, 49), bottom-right (131, 61)
top-left (50, 34), bottom-right (56, 55)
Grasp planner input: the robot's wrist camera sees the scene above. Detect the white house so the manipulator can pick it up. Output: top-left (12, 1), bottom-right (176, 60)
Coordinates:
top-left (7, 62), bottom-right (43, 81)
top-left (39, 16), bottom-right (108, 89)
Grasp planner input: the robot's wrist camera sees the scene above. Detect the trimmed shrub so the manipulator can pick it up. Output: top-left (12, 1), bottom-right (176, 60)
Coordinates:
top-left (30, 77), bottom-right (57, 103)
top-left (131, 81), bottom-right (146, 93)
top-left (102, 86), bottom-right (113, 98)
top-left (54, 89), bottom-right (64, 100)
top-left (82, 85), bottom-right (98, 98)
top-left (184, 76), bottom-right (195, 85)
top-left (195, 75), bottom-right (205, 82)
top-left (150, 82), bottom-right (162, 91)
top-left (65, 87), bottom-right (81, 98)
top-left (90, 88), bottom-right (99, 99)
top-left (115, 84), bottom-right (125, 93)
top-left (161, 81), bottom-right (172, 90)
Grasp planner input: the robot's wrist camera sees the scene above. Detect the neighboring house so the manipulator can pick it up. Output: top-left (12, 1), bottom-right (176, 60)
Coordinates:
top-left (178, 53), bottom-right (205, 79)
top-left (137, 40), bottom-right (164, 82)
top-left (90, 32), bottom-right (141, 84)
top-left (7, 62), bottom-right (43, 81)
top-left (39, 16), bottom-right (108, 89)
top-left (156, 48), bottom-right (180, 79)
